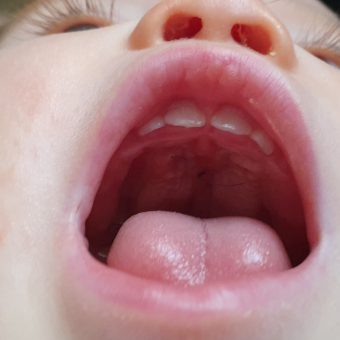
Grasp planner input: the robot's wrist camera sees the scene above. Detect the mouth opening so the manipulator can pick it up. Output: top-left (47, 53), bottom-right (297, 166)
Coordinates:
top-left (85, 98), bottom-right (310, 286)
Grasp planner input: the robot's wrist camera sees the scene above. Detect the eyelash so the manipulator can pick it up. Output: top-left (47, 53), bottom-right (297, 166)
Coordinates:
top-left (22, 0), bottom-right (340, 66)
top-left (25, 0), bottom-right (115, 35)
top-left (298, 20), bottom-right (340, 65)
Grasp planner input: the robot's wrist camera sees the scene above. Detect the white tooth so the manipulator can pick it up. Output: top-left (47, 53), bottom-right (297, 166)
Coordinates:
top-left (211, 106), bottom-right (252, 135)
top-left (164, 101), bottom-right (206, 128)
top-left (138, 116), bottom-right (165, 136)
top-left (251, 130), bottom-right (274, 156)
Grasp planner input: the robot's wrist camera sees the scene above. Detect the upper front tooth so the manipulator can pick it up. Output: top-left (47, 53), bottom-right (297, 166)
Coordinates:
top-left (164, 101), bottom-right (206, 128)
top-left (251, 130), bottom-right (274, 156)
top-left (139, 116), bottom-right (165, 136)
top-left (211, 106), bottom-right (252, 135)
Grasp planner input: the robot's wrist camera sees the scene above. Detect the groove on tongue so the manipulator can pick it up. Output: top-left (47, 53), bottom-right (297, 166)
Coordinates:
top-left (107, 212), bottom-right (291, 286)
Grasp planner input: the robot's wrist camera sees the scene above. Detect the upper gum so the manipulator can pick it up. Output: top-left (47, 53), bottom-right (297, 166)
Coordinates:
top-left (139, 100), bottom-right (254, 134)
top-left (137, 100), bottom-right (275, 156)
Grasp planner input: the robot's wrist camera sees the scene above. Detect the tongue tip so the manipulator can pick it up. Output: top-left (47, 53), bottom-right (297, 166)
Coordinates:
top-left (107, 212), bottom-right (291, 287)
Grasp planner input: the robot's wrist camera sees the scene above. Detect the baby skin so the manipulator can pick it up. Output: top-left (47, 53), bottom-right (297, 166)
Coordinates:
top-left (0, 0), bottom-right (339, 339)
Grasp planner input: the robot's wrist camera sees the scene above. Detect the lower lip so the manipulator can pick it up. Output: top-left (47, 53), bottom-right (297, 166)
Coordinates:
top-left (63, 44), bottom-right (321, 318)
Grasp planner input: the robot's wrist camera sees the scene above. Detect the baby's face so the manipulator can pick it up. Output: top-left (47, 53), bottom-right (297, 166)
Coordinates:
top-left (0, 0), bottom-right (339, 339)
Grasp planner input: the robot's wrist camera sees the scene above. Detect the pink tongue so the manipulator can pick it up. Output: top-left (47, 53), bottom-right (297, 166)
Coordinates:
top-left (107, 212), bottom-right (291, 286)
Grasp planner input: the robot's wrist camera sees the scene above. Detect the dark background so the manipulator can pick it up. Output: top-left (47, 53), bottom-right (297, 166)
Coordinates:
top-left (324, 0), bottom-right (340, 11)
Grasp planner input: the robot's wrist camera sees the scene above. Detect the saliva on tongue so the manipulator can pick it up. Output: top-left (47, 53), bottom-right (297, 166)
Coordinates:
top-left (107, 212), bottom-right (291, 287)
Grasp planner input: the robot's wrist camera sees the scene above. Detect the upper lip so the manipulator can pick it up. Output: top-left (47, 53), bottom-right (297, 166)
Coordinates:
top-left (64, 42), bottom-right (321, 317)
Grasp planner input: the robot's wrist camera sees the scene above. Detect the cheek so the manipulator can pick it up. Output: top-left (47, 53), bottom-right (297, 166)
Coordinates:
top-left (295, 49), bottom-right (340, 102)
top-left (0, 33), bottom-right (132, 211)
top-left (0, 42), bottom-right (85, 183)
top-left (0, 39), bottom-right (92, 138)
top-left (0, 52), bottom-right (46, 124)
top-left (0, 48), bottom-right (50, 185)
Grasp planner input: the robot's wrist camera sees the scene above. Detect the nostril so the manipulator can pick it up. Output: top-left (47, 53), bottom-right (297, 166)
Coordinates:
top-left (231, 24), bottom-right (273, 55)
top-left (163, 14), bottom-right (203, 41)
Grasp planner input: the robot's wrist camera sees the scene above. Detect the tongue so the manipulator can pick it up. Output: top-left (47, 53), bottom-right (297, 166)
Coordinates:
top-left (107, 212), bottom-right (291, 286)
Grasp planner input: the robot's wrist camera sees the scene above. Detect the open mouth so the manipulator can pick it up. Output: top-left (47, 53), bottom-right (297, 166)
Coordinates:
top-left (86, 96), bottom-right (308, 283)
top-left (70, 45), bottom-right (319, 313)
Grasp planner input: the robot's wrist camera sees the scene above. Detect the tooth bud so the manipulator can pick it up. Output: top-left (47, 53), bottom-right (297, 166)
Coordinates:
top-left (251, 130), bottom-right (274, 156)
top-left (211, 106), bottom-right (252, 136)
top-left (164, 101), bottom-right (206, 128)
top-left (139, 116), bottom-right (165, 136)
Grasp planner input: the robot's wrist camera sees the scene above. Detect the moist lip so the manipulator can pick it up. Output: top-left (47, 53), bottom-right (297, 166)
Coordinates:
top-left (64, 44), bottom-right (320, 316)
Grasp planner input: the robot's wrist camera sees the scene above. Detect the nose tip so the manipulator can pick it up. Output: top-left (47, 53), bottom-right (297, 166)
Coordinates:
top-left (129, 0), bottom-right (296, 68)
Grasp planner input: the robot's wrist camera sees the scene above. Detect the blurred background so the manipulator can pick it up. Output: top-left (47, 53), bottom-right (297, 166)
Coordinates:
top-left (0, 0), bottom-right (26, 16)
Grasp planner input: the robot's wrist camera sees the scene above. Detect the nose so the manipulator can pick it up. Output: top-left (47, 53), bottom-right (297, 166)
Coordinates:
top-left (129, 0), bottom-right (296, 68)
